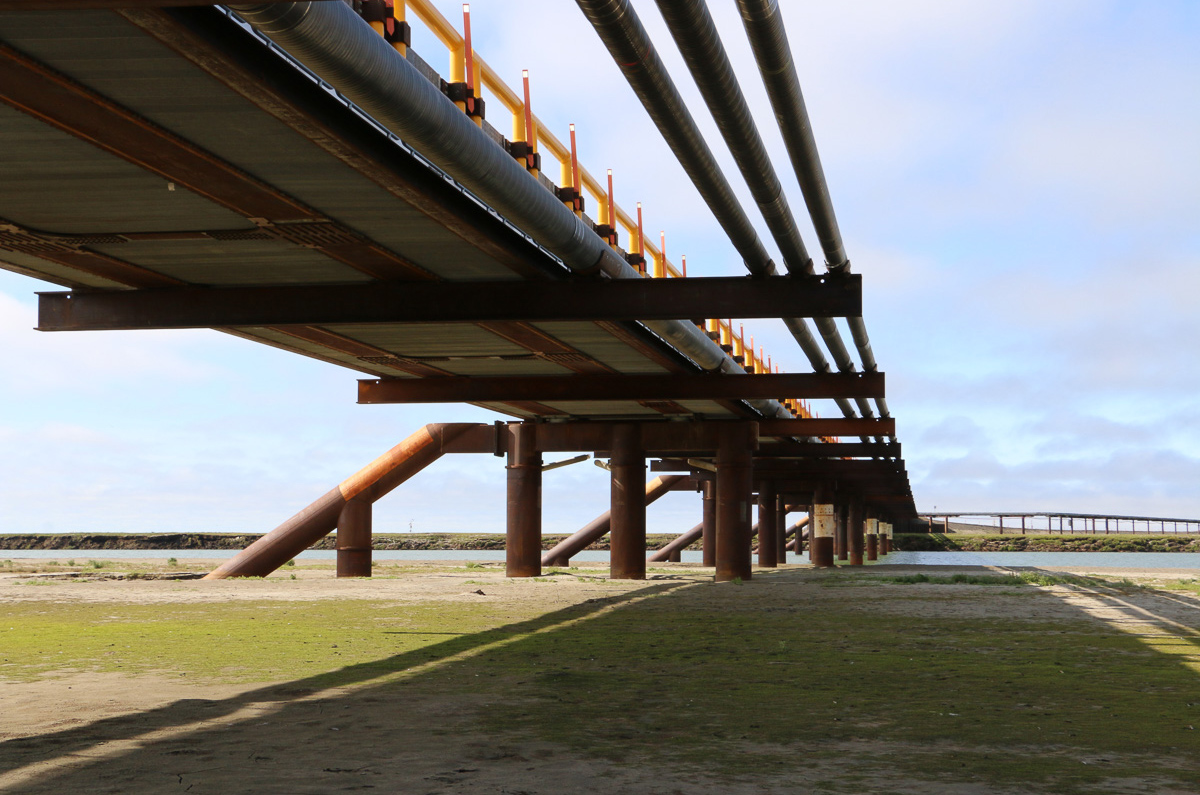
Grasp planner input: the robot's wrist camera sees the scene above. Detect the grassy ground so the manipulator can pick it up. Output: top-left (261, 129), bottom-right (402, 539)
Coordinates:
top-left (896, 532), bottom-right (1200, 553)
top-left (2, 561), bottom-right (1199, 793)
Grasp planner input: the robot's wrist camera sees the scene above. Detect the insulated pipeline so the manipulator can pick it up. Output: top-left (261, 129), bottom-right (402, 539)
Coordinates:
top-left (575, 0), bottom-right (857, 419)
top-left (736, 0), bottom-right (892, 427)
top-left (571, 0), bottom-right (774, 277)
top-left (228, 2), bottom-right (786, 417)
top-left (653, 0), bottom-right (811, 275)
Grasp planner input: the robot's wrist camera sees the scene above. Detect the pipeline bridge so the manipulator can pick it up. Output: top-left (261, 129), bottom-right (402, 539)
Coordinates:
top-left (0, 0), bottom-right (915, 581)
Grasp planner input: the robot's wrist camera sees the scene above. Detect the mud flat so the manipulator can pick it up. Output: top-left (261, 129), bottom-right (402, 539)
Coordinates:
top-left (2, 559), bottom-right (1199, 794)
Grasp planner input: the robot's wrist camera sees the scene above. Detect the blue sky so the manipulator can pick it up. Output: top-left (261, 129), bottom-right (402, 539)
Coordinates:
top-left (1, 0), bottom-right (1198, 535)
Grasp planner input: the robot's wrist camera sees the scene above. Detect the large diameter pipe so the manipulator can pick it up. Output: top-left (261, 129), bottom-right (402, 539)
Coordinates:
top-left (541, 474), bottom-right (686, 565)
top-left (648, 522), bottom-right (702, 562)
top-left (654, 0), bottom-right (811, 274)
top-left (573, 0), bottom-right (774, 276)
top-left (205, 423), bottom-right (475, 579)
top-left (573, 0), bottom-right (854, 420)
top-left (231, 2), bottom-right (786, 420)
top-left (736, 0), bottom-right (891, 429)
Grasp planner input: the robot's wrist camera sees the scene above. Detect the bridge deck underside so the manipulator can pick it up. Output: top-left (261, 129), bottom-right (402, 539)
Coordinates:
top-left (0, 8), bottom-right (742, 421)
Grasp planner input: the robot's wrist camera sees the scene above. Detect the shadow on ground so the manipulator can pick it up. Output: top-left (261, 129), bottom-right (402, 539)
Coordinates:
top-left (3, 567), bottom-right (1200, 794)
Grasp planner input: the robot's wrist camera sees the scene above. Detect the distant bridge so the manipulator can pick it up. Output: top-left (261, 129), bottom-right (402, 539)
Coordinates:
top-left (1, 0), bottom-right (913, 580)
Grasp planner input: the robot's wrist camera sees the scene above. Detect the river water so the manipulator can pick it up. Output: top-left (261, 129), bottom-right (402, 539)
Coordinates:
top-left (3, 548), bottom-right (1199, 569)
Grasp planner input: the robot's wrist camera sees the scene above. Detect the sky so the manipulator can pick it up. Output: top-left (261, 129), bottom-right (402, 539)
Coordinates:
top-left (1, 0), bottom-right (1198, 535)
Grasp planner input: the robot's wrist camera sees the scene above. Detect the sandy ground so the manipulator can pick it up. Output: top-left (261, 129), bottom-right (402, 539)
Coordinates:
top-left (1, 559), bottom-right (1198, 794)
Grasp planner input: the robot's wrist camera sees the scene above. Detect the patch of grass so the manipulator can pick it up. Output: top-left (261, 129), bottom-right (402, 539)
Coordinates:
top-left (0, 597), bottom-right (541, 684)
top-left (284, 559), bottom-right (295, 567)
top-left (166, 557), bottom-right (177, 566)
top-left (88, 560), bottom-right (107, 569)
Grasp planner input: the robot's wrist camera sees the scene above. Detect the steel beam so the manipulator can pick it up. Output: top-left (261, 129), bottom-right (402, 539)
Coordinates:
top-left (757, 418), bottom-right (895, 437)
top-left (756, 441), bottom-right (901, 459)
top-left (37, 275), bottom-right (861, 330)
top-left (359, 372), bottom-right (882, 404)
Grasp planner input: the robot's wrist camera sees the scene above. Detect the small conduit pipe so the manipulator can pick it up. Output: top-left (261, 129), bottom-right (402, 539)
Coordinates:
top-left (648, 521), bottom-right (702, 562)
top-left (735, 0), bottom-right (891, 431)
top-left (541, 474), bottom-right (686, 566)
top-left (230, 1), bottom-right (786, 420)
top-left (573, 0), bottom-right (856, 420)
top-left (204, 423), bottom-right (476, 579)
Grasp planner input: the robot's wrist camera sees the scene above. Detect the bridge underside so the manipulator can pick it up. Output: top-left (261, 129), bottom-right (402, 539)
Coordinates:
top-left (1, 6), bottom-right (755, 421)
top-left (0, 4), bottom-right (916, 575)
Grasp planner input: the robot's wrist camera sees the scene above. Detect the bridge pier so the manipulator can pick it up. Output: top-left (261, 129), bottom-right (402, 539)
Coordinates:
top-left (848, 497), bottom-right (864, 566)
top-left (757, 480), bottom-right (779, 568)
top-left (811, 485), bottom-right (835, 567)
top-left (866, 516), bottom-right (878, 562)
top-left (506, 422), bottom-right (542, 578)
top-left (701, 480), bottom-right (716, 567)
top-left (836, 501), bottom-right (849, 561)
top-left (715, 423), bottom-right (755, 582)
top-left (775, 494), bottom-right (788, 564)
top-left (609, 424), bottom-right (646, 580)
top-left (336, 497), bottom-right (372, 577)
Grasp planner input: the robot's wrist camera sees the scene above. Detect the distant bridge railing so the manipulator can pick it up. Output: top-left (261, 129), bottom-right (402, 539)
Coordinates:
top-left (914, 513), bottom-right (1200, 535)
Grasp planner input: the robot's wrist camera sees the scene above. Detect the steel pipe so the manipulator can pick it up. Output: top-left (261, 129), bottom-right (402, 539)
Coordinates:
top-left (848, 497), bottom-right (864, 566)
top-left (541, 474), bottom-right (686, 566)
top-left (715, 423), bottom-right (755, 582)
top-left (572, 0), bottom-right (858, 419)
top-left (648, 522), bottom-right (702, 562)
top-left (506, 422), bottom-right (542, 577)
top-left (205, 423), bottom-right (477, 579)
top-left (336, 497), bottom-right (372, 577)
top-left (701, 479), bottom-right (716, 566)
top-left (757, 481), bottom-right (778, 567)
top-left (810, 485), bottom-right (835, 567)
top-left (609, 424), bottom-right (647, 580)
top-left (230, 1), bottom-right (787, 419)
top-left (735, 0), bottom-right (891, 430)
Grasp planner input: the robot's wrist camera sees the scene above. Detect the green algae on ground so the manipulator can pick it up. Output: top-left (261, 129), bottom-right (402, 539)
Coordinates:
top-left (0, 597), bottom-right (538, 684)
top-left (417, 572), bottom-right (1200, 792)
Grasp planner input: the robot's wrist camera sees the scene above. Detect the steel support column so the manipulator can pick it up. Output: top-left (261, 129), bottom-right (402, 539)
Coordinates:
top-left (757, 480), bottom-right (779, 568)
top-left (865, 516), bottom-right (878, 562)
top-left (701, 479), bottom-right (716, 567)
top-left (610, 424), bottom-right (646, 580)
top-left (848, 497), bottom-right (864, 566)
top-left (715, 423), bottom-right (755, 582)
top-left (506, 422), bottom-right (542, 578)
top-left (775, 494), bottom-right (788, 564)
top-left (811, 485), bottom-right (835, 567)
top-left (835, 502), bottom-right (849, 561)
top-left (335, 497), bottom-right (372, 578)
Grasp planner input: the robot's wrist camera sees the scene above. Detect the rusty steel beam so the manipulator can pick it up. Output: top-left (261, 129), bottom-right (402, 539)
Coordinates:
top-left (757, 417), bottom-right (895, 437)
top-left (647, 522), bottom-right (702, 563)
top-left (205, 423), bottom-right (478, 579)
top-left (757, 481), bottom-right (779, 568)
top-left (756, 441), bottom-right (901, 459)
top-left (37, 274), bottom-right (862, 330)
top-left (359, 372), bottom-right (883, 404)
top-left (541, 474), bottom-right (686, 566)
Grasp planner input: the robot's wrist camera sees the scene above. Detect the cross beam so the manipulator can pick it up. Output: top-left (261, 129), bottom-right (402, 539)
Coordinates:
top-left (357, 372), bottom-right (883, 404)
top-left (36, 275), bottom-right (862, 331)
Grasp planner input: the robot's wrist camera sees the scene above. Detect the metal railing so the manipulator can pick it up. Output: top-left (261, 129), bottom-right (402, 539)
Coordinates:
top-left (916, 512), bottom-right (1200, 535)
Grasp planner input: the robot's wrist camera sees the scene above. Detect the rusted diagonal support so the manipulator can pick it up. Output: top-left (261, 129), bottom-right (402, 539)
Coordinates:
top-left (648, 522), bottom-right (703, 562)
top-left (204, 423), bottom-right (479, 579)
top-left (785, 517), bottom-right (810, 551)
top-left (541, 474), bottom-right (686, 566)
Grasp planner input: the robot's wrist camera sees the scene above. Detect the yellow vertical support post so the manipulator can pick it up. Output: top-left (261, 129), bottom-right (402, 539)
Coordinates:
top-left (681, 254), bottom-right (687, 278)
top-left (393, 0), bottom-right (407, 56)
top-left (655, 230), bottom-right (665, 278)
top-left (462, 5), bottom-right (483, 127)
top-left (522, 71), bottom-right (538, 177)
top-left (605, 170), bottom-right (617, 248)
top-left (569, 124), bottom-right (582, 217)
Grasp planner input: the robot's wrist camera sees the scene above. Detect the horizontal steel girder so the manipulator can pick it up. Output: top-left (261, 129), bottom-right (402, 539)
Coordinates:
top-left (754, 441), bottom-right (901, 459)
top-left (0, 1), bottom-right (297, 7)
top-left (36, 275), bottom-right (862, 330)
top-left (358, 372), bottom-right (883, 404)
top-left (756, 417), bottom-right (894, 437)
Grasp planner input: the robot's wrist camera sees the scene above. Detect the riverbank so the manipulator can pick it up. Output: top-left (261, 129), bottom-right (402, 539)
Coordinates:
top-left (2, 559), bottom-right (1198, 793)
top-left (895, 532), bottom-right (1200, 553)
top-left (0, 532), bottom-right (693, 552)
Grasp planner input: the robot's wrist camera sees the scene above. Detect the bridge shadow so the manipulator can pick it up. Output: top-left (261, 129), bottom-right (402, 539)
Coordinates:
top-left (3, 565), bottom-right (1200, 793)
